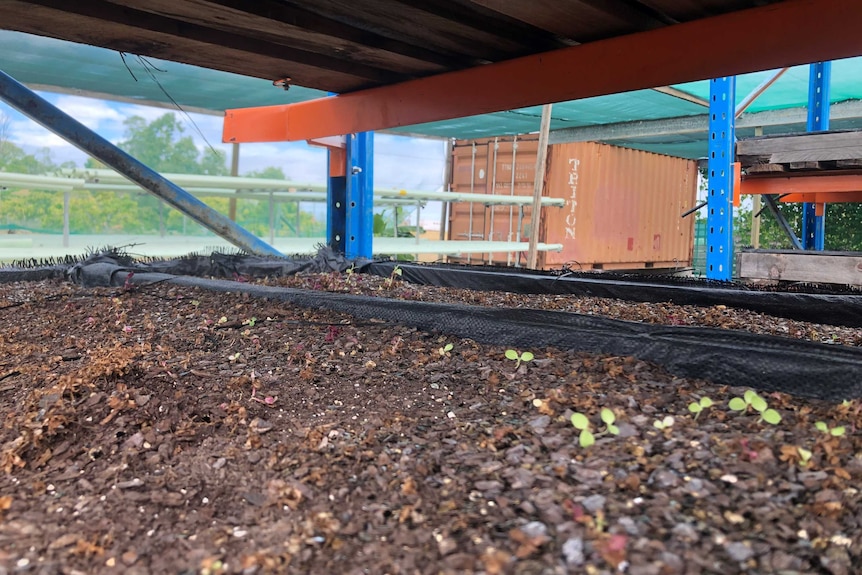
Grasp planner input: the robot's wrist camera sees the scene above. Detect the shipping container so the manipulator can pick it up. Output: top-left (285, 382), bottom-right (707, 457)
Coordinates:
top-left (447, 137), bottom-right (698, 270)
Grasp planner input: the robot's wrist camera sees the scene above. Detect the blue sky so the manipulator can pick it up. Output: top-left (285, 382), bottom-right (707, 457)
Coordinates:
top-left (0, 92), bottom-right (448, 192)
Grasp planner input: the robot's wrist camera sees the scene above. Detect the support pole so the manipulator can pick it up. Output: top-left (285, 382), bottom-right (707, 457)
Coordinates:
top-left (327, 132), bottom-right (374, 258)
top-left (527, 104), bottom-right (552, 270)
top-left (0, 69), bottom-right (281, 257)
top-left (751, 126), bottom-right (763, 248)
top-left (802, 61), bottom-right (831, 251)
top-left (229, 142), bottom-right (239, 221)
top-left (706, 77), bottom-right (736, 281)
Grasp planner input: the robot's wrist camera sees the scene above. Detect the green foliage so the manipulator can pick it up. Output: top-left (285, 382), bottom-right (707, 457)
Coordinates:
top-left (600, 408), bottom-right (620, 436)
top-left (0, 113), bottom-right (324, 237)
top-left (504, 349), bottom-right (534, 369)
top-left (653, 415), bottom-right (675, 430)
top-left (797, 446), bottom-right (813, 467)
top-left (729, 390), bottom-right (782, 425)
top-left (688, 397), bottom-right (714, 420)
top-left (735, 203), bottom-right (862, 251)
top-left (814, 421), bottom-right (846, 437)
top-left (438, 343), bottom-right (454, 356)
top-left (570, 413), bottom-right (595, 448)
top-left (571, 409), bottom-right (620, 447)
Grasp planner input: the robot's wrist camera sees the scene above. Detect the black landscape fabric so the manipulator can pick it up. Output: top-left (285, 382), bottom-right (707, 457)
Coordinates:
top-left (58, 258), bottom-right (862, 401)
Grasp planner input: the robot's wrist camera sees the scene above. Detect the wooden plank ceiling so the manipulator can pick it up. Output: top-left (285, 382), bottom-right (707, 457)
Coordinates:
top-left (0, 0), bottom-right (782, 94)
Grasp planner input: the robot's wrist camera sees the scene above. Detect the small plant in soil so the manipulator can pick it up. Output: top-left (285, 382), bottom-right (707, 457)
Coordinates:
top-left (653, 415), bottom-right (675, 430)
top-left (797, 446), bottom-right (813, 467)
top-left (385, 265), bottom-right (403, 288)
top-left (688, 397), bottom-right (714, 420)
top-left (505, 349), bottom-right (534, 369)
top-left (729, 390), bottom-right (782, 424)
top-left (438, 343), bottom-right (454, 356)
top-left (242, 317), bottom-right (257, 327)
top-left (571, 408), bottom-right (619, 448)
top-left (814, 421), bottom-right (846, 437)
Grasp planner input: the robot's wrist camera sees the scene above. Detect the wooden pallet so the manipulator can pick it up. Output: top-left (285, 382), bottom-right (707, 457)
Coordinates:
top-left (738, 130), bottom-right (862, 174)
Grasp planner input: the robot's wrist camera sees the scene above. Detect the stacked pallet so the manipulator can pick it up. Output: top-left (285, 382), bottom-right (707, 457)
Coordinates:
top-left (737, 129), bottom-right (862, 173)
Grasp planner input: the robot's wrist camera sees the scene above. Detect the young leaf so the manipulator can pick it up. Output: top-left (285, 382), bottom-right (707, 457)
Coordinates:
top-left (762, 409), bottom-right (782, 425)
top-left (728, 397), bottom-right (748, 411)
top-left (653, 420), bottom-right (665, 429)
top-left (797, 447), bottom-right (812, 462)
top-left (700, 397), bottom-right (714, 408)
top-left (743, 390), bottom-right (758, 404)
top-left (606, 424), bottom-right (620, 436)
top-left (688, 402), bottom-right (702, 414)
top-left (444, 343), bottom-right (453, 352)
top-left (521, 351), bottom-right (534, 362)
top-left (579, 429), bottom-right (596, 448)
top-left (749, 394), bottom-right (768, 413)
top-left (662, 416), bottom-right (675, 427)
top-left (505, 349), bottom-right (519, 361)
top-left (571, 413), bottom-right (590, 431)
top-left (600, 408), bottom-right (616, 425)
top-left (830, 426), bottom-right (846, 437)
top-left (815, 421), bottom-right (829, 433)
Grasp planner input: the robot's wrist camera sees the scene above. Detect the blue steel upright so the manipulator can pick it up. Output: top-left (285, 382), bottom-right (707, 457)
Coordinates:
top-left (327, 132), bottom-right (374, 259)
top-left (706, 76), bottom-right (736, 281)
top-left (802, 61), bottom-right (831, 251)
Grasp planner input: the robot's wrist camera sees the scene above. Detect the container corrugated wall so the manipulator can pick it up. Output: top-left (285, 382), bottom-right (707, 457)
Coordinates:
top-left (448, 137), bottom-right (698, 270)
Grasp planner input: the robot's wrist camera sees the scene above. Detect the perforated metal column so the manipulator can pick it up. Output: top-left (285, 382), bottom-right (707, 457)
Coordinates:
top-left (706, 77), bottom-right (736, 281)
top-left (345, 132), bottom-right (374, 259)
top-left (802, 61), bottom-right (831, 251)
top-left (327, 132), bottom-right (374, 258)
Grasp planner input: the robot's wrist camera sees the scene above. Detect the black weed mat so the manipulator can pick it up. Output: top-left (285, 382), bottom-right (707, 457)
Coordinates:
top-left (52, 258), bottom-right (862, 401)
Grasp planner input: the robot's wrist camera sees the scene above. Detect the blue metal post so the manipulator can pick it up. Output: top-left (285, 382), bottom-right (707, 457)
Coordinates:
top-left (326, 132), bottom-right (374, 258)
top-left (706, 76), bottom-right (736, 281)
top-left (326, 151), bottom-right (347, 252)
top-left (0, 69), bottom-right (282, 257)
top-left (802, 61), bottom-right (831, 250)
top-left (346, 132), bottom-right (374, 259)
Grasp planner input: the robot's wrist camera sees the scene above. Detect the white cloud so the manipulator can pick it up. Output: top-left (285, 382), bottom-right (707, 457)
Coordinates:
top-left (52, 94), bottom-right (124, 130)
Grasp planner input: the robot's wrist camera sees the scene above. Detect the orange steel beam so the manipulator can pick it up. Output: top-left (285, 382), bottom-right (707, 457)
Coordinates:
top-left (740, 173), bottom-right (862, 196)
top-left (779, 192), bottom-right (862, 203)
top-left (223, 0), bottom-right (862, 142)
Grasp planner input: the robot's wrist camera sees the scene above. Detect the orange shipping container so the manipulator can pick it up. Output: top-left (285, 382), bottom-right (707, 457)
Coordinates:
top-left (447, 137), bottom-right (698, 270)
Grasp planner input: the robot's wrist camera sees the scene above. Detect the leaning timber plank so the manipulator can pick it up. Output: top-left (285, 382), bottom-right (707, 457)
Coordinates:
top-left (739, 251), bottom-right (862, 286)
top-left (737, 130), bottom-right (862, 164)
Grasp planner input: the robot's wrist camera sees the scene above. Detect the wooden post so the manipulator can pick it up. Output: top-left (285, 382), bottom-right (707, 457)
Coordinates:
top-left (228, 142), bottom-right (240, 221)
top-left (751, 126), bottom-right (763, 248)
top-left (527, 104), bottom-right (552, 270)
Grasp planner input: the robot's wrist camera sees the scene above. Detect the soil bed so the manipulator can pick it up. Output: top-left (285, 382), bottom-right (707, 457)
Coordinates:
top-left (0, 277), bottom-right (861, 574)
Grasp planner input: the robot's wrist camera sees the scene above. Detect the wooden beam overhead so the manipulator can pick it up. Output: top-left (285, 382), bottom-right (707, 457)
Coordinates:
top-left (224, 0), bottom-right (862, 142)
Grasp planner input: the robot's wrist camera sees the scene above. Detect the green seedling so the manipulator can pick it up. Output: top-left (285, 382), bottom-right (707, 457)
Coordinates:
top-left (386, 265), bottom-right (403, 288)
top-left (729, 389), bottom-right (782, 424)
top-left (653, 415), bottom-right (675, 430)
top-left (688, 397), bottom-right (714, 420)
top-left (438, 343), bottom-right (454, 356)
top-left (505, 349), bottom-right (534, 369)
top-left (571, 412), bottom-right (595, 448)
top-left (814, 421), bottom-right (846, 437)
top-left (242, 317), bottom-right (257, 327)
top-left (571, 409), bottom-right (619, 448)
top-left (797, 447), bottom-right (813, 467)
top-left (601, 408), bottom-right (620, 436)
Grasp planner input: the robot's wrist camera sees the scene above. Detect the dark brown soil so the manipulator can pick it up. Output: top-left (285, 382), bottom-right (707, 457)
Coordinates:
top-left (1, 276), bottom-right (861, 575)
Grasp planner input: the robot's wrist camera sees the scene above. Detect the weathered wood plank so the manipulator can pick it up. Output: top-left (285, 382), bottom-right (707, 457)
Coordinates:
top-left (746, 163), bottom-right (787, 173)
top-left (737, 130), bottom-right (862, 164)
top-left (739, 251), bottom-right (862, 286)
top-left (789, 161), bottom-right (823, 170)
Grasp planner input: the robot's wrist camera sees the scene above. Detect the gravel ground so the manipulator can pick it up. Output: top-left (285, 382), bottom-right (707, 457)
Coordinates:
top-left (0, 276), bottom-right (860, 574)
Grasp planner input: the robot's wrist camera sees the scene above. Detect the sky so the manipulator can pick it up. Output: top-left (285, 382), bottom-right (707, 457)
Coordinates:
top-left (0, 92), bottom-right (448, 192)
